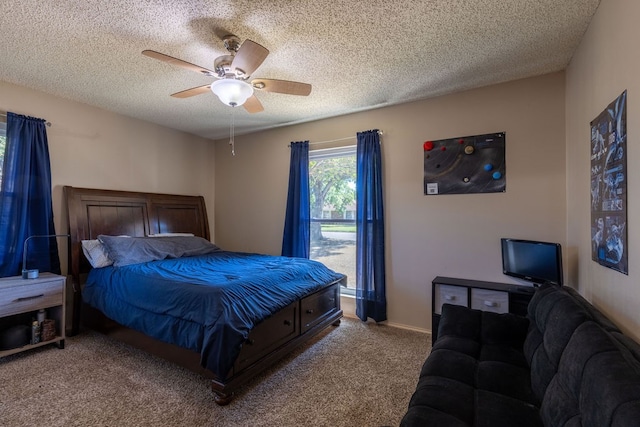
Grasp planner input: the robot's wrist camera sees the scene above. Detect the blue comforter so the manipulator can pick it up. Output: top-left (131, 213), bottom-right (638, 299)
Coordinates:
top-left (84, 251), bottom-right (344, 378)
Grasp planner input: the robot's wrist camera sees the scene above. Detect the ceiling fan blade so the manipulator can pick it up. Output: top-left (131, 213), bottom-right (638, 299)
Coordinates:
top-left (231, 40), bottom-right (269, 76)
top-left (170, 85), bottom-right (212, 98)
top-left (142, 50), bottom-right (216, 76)
top-left (243, 94), bottom-right (264, 113)
top-left (251, 79), bottom-right (312, 96)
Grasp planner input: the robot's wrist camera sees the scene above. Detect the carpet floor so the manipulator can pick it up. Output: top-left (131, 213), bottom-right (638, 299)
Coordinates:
top-left (0, 317), bottom-right (430, 427)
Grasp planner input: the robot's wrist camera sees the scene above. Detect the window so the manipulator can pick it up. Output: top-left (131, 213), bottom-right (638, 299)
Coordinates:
top-left (309, 145), bottom-right (356, 294)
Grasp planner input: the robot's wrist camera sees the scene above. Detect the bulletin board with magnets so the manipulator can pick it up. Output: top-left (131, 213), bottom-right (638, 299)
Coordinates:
top-left (423, 132), bottom-right (506, 195)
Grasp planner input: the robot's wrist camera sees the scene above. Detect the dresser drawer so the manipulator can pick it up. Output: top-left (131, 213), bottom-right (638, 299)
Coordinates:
top-left (0, 279), bottom-right (64, 317)
top-left (470, 288), bottom-right (509, 314)
top-left (301, 284), bottom-right (340, 333)
top-left (434, 284), bottom-right (468, 314)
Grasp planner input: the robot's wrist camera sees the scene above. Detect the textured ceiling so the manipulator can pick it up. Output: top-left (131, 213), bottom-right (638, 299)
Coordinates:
top-left (0, 0), bottom-right (600, 140)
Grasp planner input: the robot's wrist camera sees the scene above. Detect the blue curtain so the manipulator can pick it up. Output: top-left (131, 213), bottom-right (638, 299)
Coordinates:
top-left (0, 113), bottom-right (60, 277)
top-left (356, 129), bottom-right (386, 322)
top-left (281, 141), bottom-right (310, 258)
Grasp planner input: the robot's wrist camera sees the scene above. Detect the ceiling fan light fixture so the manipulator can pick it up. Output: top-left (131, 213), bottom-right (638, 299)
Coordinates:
top-left (211, 79), bottom-right (254, 107)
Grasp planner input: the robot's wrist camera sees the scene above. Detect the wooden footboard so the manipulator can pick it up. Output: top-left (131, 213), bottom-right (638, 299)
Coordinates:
top-left (213, 281), bottom-right (342, 404)
top-left (81, 280), bottom-right (343, 404)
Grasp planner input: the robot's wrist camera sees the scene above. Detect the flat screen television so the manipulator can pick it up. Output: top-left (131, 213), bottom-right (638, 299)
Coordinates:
top-left (501, 238), bottom-right (563, 286)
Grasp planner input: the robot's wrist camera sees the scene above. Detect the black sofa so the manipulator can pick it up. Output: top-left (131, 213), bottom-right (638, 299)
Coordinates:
top-left (400, 284), bottom-right (640, 426)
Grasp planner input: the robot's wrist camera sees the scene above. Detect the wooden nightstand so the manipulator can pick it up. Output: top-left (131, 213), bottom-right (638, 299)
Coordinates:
top-left (0, 273), bottom-right (66, 357)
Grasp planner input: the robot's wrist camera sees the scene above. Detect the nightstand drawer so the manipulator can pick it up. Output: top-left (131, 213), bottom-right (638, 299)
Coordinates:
top-left (434, 284), bottom-right (468, 314)
top-left (0, 280), bottom-right (64, 317)
top-left (470, 288), bottom-right (509, 313)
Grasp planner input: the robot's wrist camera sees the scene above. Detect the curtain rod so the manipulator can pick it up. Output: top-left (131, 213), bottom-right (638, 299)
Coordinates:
top-left (291, 130), bottom-right (384, 147)
top-left (0, 111), bottom-right (52, 127)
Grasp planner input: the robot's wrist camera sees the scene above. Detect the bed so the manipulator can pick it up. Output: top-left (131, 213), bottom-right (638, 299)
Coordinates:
top-left (64, 186), bottom-right (345, 405)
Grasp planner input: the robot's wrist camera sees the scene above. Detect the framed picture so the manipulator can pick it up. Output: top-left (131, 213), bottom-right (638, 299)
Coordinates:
top-left (423, 132), bottom-right (505, 195)
top-left (590, 90), bottom-right (627, 274)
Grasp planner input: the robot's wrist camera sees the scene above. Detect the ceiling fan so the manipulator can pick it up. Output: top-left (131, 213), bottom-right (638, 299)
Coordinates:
top-left (142, 35), bottom-right (312, 113)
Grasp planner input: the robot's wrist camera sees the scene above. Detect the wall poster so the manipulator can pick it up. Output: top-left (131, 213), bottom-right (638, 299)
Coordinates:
top-left (591, 90), bottom-right (627, 274)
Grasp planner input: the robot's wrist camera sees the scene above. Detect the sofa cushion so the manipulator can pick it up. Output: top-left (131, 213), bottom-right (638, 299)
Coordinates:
top-left (437, 303), bottom-right (482, 341)
top-left (439, 303), bottom-right (529, 347)
top-left (475, 390), bottom-right (541, 427)
top-left (420, 348), bottom-right (478, 387)
top-left (481, 308), bottom-right (530, 348)
top-left (477, 360), bottom-right (537, 405)
top-left (481, 343), bottom-right (529, 368)
top-left (402, 304), bottom-right (538, 426)
top-left (404, 375), bottom-right (475, 426)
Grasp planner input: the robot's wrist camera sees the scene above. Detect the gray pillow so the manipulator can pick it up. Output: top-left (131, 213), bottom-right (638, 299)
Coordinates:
top-left (97, 235), bottom-right (221, 267)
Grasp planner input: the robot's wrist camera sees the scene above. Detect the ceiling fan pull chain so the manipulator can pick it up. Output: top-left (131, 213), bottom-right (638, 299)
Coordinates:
top-left (229, 109), bottom-right (236, 156)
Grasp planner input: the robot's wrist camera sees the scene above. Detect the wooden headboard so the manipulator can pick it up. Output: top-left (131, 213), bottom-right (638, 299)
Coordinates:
top-left (64, 186), bottom-right (210, 333)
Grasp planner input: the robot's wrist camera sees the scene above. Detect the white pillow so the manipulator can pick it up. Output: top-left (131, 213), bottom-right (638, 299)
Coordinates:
top-left (81, 239), bottom-right (113, 268)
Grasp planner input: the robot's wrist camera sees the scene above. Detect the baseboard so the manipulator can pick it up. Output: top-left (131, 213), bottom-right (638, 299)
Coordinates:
top-left (340, 294), bottom-right (356, 318)
top-left (340, 295), bottom-right (431, 335)
top-left (384, 322), bottom-right (430, 334)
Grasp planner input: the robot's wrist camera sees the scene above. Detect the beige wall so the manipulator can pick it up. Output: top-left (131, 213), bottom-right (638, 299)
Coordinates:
top-left (565, 0), bottom-right (640, 340)
top-left (215, 72), bottom-right (567, 331)
top-left (0, 81), bottom-right (216, 277)
top-left (1, 1), bottom-right (635, 339)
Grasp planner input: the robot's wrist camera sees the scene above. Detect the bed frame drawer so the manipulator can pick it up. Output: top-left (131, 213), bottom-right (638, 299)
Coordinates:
top-left (301, 284), bottom-right (340, 334)
top-left (234, 302), bottom-right (299, 371)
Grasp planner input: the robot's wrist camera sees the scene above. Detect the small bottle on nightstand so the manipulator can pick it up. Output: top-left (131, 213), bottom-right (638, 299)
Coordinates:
top-left (31, 320), bottom-right (40, 345)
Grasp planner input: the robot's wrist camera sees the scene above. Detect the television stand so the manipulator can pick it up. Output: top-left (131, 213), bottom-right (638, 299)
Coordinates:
top-left (431, 276), bottom-right (535, 343)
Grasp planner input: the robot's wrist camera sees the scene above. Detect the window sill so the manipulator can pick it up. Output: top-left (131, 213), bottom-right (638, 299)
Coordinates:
top-left (340, 287), bottom-right (356, 297)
